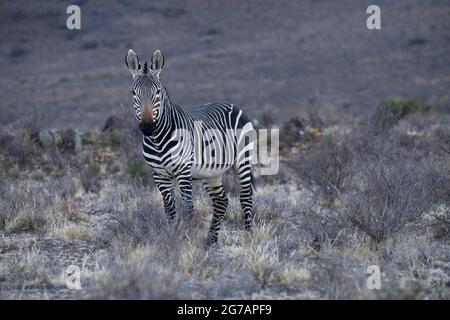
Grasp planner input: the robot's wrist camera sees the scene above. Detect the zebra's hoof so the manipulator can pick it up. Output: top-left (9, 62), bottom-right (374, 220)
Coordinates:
top-left (167, 215), bottom-right (177, 223)
top-left (205, 234), bottom-right (218, 247)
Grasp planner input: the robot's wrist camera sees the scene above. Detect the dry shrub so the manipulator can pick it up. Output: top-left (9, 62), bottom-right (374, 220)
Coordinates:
top-left (277, 265), bottom-right (311, 291)
top-left (55, 199), bottom-right (89, 223)
top-left (298, 205), bottom-right (349, 251)
top-left (48, 175), bottom-right (80, 200)
top-left (79, 162), bottom-right (101, 193)
top-left (425, 205), bottom-right (450, 240)
top-left (431, 126), bottom-right (450, 156)
top-left (306, 253), bottom-right (364, 299)
top-left (88, 185), bottom-right (208, 299)
top-left (0, 177), bottom-right (80, 232)
top-left (379, 235), bottom-right (450, 299)
top-left (293, 127), bottom-right (449, 244)
top-left (222, 222), bottom-right (281, 291)
top-left (252, 192), bottom-right (300, 256)
top-left (293, 136), bottom-right (353, 204)
top-left (3, 247), bottom-right (55, 291)
top-left (253, 191), bottom-right (293, 225)
top-left (343, 143), bottom-right (441, 243)
top-left (0, 129), bottom-right (37, 165)
top-left (88, 246), bottom-right (192, 299)
top-left (0, 106), bottom-right (47, 164)
top-left (49, 225), bottom-right (91, 243)
top-left (106, 187), bottom-right (183, 248)
top-left (0, 181), bottom-right (48, 232)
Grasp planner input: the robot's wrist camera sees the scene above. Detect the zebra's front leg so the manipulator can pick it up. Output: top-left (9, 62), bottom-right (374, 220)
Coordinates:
top-left (177, 165), bottom-right (194, 216)
top-left (153, 172), bottom-right (176, 221)
top-left (204, 177), bottom-right (228, 245)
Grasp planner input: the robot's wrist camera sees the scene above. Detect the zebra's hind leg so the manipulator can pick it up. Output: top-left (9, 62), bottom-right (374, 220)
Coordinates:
top-left (235, 162), bottom-right (254, 231)
top-left (204, 177), bottom-right (228, 245)
top-left (153, 172), bottom-right (176, 221)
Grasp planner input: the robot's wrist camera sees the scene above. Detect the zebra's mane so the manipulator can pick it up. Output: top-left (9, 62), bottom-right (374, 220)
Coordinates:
top-left (143, 61), bottom-right (149, 74)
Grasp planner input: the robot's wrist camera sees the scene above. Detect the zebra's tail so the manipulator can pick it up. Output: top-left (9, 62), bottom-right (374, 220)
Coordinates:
top-left (234, 105), bottom-right (257, 192)
top-left (251, 170), bottom-right (257, 192)
top-left (240, 110), bottom-right (257, 193)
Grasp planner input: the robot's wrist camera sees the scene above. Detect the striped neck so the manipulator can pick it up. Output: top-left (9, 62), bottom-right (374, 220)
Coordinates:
top-left (144, 90), bottom-right (176, 144)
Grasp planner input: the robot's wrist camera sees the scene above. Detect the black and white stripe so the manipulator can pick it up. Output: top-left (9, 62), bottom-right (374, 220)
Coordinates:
top-left (126, 49), bottom-right (254, 244)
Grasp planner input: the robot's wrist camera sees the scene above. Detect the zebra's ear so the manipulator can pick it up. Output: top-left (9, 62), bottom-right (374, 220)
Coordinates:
top-left (150, 50), bottom-right (165, 78)
top-left (125, 49), bottom-right (140, 77)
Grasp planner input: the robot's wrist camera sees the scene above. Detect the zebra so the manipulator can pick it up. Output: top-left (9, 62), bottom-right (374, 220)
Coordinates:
top-left (125, 49), bottom-right (255, 245)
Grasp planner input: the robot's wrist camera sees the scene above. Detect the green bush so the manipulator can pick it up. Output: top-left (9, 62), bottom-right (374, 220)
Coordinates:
top-left (373, 98), bottom-right (430, 132)
top-left (127, 161), bottom-right (152, 185)
top-left (109, 130), bottom-right (120, 147)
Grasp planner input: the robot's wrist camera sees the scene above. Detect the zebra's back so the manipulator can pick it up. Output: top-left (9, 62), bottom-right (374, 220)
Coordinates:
top-left (188, 103), bottom-right (254, 179)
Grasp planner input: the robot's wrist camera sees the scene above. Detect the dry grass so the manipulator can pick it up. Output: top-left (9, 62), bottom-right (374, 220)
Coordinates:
top-left (0, 107), bottom-right (449, 300)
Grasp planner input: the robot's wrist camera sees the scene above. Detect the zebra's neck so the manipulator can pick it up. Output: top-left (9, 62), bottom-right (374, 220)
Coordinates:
top-left (143, 93), bottom-right (191, 146)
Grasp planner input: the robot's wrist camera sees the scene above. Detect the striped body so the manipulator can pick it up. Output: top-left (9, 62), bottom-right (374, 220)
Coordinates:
top-left (126, 49), bottom-right (254, 244)
top-left (143, 103), bottom-right (253, 179)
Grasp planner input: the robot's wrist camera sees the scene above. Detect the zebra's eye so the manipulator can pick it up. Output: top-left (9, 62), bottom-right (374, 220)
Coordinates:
top-left (153, 109), bottom-right (158, 117)
top-left (131, 90), bottom-right (136, 96)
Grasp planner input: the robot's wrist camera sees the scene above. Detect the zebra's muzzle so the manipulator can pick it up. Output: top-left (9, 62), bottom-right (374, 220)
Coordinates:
top-left (139, 102), bottom-right (155, 136)
top-left (139, 121), bottom-right (154, 136)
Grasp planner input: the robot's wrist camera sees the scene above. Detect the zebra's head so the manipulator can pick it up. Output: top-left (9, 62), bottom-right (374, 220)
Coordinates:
top-left (125, 49), bottom-right (165, 136)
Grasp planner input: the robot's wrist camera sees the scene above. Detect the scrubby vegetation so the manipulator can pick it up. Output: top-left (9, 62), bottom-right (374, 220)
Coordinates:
top-left (0, 97), bottom-right (449, 299)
